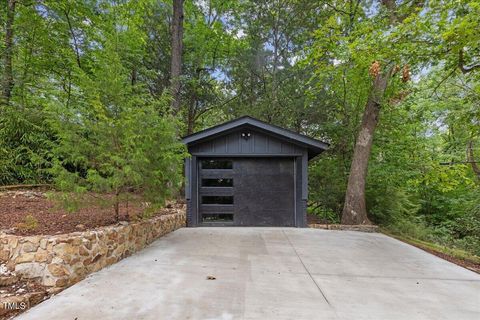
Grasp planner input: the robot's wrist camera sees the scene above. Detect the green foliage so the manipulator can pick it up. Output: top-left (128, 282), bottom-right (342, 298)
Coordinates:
top-left (24, 214), bottom-right (39, 230)
top-left (0, 0), bottom-right (479, 254)
top-left (308, 155), bottom-right (347, 222)
top-left (368, 188), bottom-right (420, 225)
top-left (50, 101), bottom-right (186, 210)
top-left (45, 0), bottom-right (187, 215)
top-left (383, 230), bottom-right (480, 264)
top-left (0, 0), bottom-right (186, 217)
top-left (304, 0), bottom-right (480, 255)
top-left (0, 108), bottom-right (53, 184)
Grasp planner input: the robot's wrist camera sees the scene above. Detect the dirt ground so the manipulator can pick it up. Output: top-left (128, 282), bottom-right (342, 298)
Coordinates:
top-left (0, 190), bottom-right (183, 236)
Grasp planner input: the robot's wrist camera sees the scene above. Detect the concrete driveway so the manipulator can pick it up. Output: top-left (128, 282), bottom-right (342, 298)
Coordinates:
top-left (17, 228), bottom-right (480, 320)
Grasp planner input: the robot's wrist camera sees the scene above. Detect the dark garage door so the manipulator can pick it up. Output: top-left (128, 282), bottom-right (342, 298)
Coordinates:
top-left (198, 158), bottom-right (295, 226)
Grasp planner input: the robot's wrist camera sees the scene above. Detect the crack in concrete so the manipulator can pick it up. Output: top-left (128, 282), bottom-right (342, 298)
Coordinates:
top-left (281, 229), bottom-right (332, 306)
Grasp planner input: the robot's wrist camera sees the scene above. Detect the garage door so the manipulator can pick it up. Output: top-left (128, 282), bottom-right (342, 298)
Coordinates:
top-left (198, 158), bottom-right (295, 226)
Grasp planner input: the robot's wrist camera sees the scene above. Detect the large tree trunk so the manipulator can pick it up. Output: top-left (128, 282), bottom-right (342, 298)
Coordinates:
top-left (170, 0), bottom-right (184, 114)
top-left (2, 0), bottom-right (16, 106)
top-left (341, 70), bottom-right (390, 225)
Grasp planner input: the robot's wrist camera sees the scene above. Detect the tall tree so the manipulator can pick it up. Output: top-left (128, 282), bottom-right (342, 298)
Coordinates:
top-left (342, 63), bottom-right (394, 224)
top-left (341, 0), bottom-right (423, 224)
top-left (170, 0), bottom-right (184, 114)
top-left (224, 0), bottom-right (327, 128)
top-left (2, 0), bottom-right (16, 106)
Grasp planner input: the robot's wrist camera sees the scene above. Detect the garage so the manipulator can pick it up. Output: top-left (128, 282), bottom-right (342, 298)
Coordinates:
top-left (182, 116), bottom-right (328, 227)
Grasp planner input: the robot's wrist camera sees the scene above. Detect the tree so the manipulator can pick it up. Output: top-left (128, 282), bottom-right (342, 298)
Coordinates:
top-left (342, 63), bottom-right (395, 224)
top-left (170, 0), bottom-right (184, 114)
top-left (222, 0), bottom-right (328, 130)
top-left (48, 0), bottom-right (186, 220)
top-left (341, 1), bottom-right (424, 224)
top-left (51, 101), bottom-right (185, 221)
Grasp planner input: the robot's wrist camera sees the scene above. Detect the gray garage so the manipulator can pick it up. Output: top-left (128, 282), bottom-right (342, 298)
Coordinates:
top-left (182, 116), bottom-right (328, 227)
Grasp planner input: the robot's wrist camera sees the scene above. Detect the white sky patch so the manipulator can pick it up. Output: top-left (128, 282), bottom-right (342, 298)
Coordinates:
top-left (425, 115), bottom-right (448, 137)
top-left (433, 118), bottom-right (448, 133)
top-left (412, 66), bottom-right (429, 83)
top-left (288, 55), bottom-right (301, 66)
top-left (234, 29), bottom-right (246, 39)
top-left (365, 1), bottom-right (380, 18)
top-left (195, 0), bottom-right (209, 14)
top-left (221, 87), bottom-right (236, 95)
top-left (225, 27), bottom-right (245, 39)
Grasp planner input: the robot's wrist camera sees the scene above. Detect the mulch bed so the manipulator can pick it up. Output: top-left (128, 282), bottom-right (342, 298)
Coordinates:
top-left (0, 275), bottom-right (47, 297)
top-left (0, 282), bottom-right (49, 320)
top-left (0, 190), bottom-right (181, 236)
top-left (1, 263), bottom-right (50, 320)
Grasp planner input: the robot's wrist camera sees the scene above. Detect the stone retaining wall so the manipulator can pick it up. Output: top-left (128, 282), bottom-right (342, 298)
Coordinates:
top-left (0, 210), bottom-right (185, 290)
top-left (309, 224), bottom-right (378, 232)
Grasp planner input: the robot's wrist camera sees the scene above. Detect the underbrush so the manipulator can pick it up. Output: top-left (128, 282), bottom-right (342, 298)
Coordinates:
top-left (383, 218), bottom-right (480, 261)
top-left (307, 205), bottom-right (340, 224)
top-left (368, 187), bottom-right (480, 258)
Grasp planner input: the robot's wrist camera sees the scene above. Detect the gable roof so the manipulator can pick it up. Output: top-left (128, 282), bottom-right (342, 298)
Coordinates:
top-left (182, 116), bottom-right (329, 159)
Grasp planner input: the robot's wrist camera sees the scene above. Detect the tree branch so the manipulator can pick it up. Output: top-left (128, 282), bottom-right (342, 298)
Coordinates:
top-left (63, 8), bottom-right (82, 69)
top-left (324, 2), bottom-right (350, 16)
top-left (458, 49), bottom-right (480, 74)
top-left (430, 67), bottom-right (457, 97)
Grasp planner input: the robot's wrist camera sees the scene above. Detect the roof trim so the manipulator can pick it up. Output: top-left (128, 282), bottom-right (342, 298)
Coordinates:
top-left (182, 116), bottom-right (329, 158)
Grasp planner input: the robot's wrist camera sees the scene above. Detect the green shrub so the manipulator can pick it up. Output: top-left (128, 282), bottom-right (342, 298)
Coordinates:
top-left (368, 187), bottom-right (421, 226)
top-left (16, 214), bottom-right (39, 231)
top-left (308, 205), bottom-right (340, 224)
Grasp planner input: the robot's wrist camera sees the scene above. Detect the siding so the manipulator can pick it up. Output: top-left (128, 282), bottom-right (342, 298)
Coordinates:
top-left (189, 128), bottom-right (304, 155)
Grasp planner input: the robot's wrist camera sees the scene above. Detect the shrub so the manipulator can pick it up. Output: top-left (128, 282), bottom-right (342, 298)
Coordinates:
top-left (16, 214), bottom-right (39, 231)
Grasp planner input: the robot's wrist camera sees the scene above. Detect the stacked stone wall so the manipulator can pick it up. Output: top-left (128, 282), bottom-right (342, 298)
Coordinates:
top-left (0, 211), bottom-right (185, 289)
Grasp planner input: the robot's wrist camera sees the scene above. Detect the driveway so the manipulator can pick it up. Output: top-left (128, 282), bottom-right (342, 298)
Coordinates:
top-left (17, 228), bottom-right (480, 320)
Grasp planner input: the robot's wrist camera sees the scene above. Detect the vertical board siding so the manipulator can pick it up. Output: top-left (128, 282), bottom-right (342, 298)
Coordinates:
top-left (254, 134), bottom-right (267, 152)
top-left (226, 133), bottom-right (240, 153)
top-left (190, 129), bottom-right (304, 155)
top-left (185, 158), bottom-right (192, 200)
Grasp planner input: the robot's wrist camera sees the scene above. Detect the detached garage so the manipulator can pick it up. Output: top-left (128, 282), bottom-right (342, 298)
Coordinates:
top-left (182, 116), bottom-right (328, 227)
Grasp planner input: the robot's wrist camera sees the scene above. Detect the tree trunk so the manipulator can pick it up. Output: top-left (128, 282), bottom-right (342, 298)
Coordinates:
top-left (170, 0), bottom-right (184, 114)
top-left (114, 189), bottom-right (120, 222)
top-left (2, 0), bottom-right (16, 106)
top-left (341, 71), bottom-right (390, 225)
top-left (467, 140), bottom-right (480, 181)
